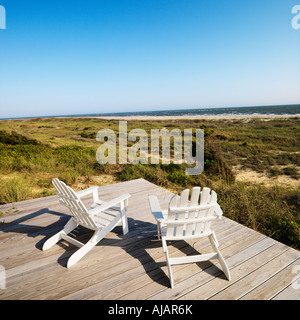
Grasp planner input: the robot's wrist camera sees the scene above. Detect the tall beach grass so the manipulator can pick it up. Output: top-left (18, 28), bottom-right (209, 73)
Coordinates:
top-left (0, 118), bottom-right (299, 249)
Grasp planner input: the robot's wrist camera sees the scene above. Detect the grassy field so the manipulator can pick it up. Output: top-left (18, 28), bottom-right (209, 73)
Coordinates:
top-left (0, 116), bottom-right (299, 249)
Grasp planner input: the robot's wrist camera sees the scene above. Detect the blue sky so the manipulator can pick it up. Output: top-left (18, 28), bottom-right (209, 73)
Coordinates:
top-left (0, 0), bottom-right (299, 118)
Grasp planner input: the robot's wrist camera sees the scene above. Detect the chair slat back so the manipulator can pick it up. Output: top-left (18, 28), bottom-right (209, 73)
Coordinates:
top-left (52, 178), bottom-right (97, 229)
top-left (166, 187), bottom-right (218, 238)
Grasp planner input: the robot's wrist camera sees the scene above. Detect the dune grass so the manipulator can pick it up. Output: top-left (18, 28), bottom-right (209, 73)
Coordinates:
top-left (0, 117), bottom-right (299, 249)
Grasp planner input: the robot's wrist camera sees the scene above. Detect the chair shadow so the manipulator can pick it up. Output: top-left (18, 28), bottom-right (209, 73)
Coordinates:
top-left (55, 218), bottom-right (222, 287)
top-left (0, 208), bottom-right (218, 288)
top-left (0, 208), bottom-right (68, 245)
top-left (0, 208), bottom-right (170, 286)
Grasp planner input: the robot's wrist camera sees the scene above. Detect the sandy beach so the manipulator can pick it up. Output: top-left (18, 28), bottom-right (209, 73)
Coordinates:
top-left (89, 114), bottom-right (299, 121)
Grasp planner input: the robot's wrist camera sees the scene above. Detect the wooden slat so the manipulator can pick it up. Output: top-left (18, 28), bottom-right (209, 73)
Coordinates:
top-left (208, 247), bottom-right (300, 300)
top-left (59, 218), bottom-right (242, 300)
top-left (272, 282), bottom-right (300, 300)
top-left (123, 229), bottom-right (266, 300)
top-left (169, 253), bottom-right (218, 265)
top-left (177, 240), bottom-right (289, 300)
top-left (61, 234), bottom-right (84, 248)
top-left (186, 187), bottom-right (200, 236)
top-left (241, 258), bottom-right (300, 300)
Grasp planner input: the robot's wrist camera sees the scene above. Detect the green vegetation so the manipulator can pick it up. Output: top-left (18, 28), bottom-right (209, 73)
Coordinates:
top-left (216, 182), bottom-right (300, 249)
top-left (210, 118), bottom-right (300, 171)
top-left (0, 130), bottom-right (42, 145)
top-left (0, 117), bottom-right (299, 249)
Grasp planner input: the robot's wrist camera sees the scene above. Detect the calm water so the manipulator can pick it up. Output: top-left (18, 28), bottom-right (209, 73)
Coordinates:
top-left (83, 104), bottom-right (300, 117)
top-left (1, 104), bottom-right (300, 120)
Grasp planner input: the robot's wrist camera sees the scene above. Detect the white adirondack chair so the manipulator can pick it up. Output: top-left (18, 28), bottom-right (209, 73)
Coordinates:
top-left (148, 187), bottom-right (231, 288)
top-left (43, 178), bottom-right (130, 268)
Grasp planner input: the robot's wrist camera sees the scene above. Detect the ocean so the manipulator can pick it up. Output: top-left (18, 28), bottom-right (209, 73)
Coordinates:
top-left (83, 104), bottom-right (300, 118)
top-left (1, 104), bottom-right (300, 120)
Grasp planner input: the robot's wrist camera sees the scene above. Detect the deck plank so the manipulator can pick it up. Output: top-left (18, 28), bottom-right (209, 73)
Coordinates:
top-left (0, 178), bottom-right (299, 300)
top-left (241, 258), bottom-right (300, 300)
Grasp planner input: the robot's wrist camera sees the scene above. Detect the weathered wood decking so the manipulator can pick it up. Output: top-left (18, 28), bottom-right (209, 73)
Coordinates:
top-left (0, 178), bottom-right (299, 300)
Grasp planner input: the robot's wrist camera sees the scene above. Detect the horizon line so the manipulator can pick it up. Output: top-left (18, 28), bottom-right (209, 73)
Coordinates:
top-left (0, 103), bottom-right (300, 121)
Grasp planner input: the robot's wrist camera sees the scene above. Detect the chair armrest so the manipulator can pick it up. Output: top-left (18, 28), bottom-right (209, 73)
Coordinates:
top-left (89, 193), bottom-right (130, 215)
top-left (75, 186), bottom-right (99, 202)
top-left (148, 195), bottom-right (165, 223)
top-left (214, 204), bottom-right (223, 218)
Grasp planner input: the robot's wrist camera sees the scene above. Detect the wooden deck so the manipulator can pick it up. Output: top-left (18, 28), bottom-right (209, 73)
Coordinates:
top-left (0, 178), bottom-right (299, 300)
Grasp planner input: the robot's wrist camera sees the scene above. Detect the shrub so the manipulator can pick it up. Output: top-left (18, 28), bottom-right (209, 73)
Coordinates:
top-left (268, 167), bottom-right (283, 177)
top-left (160, 163), bottom-right (185, 173)
top-left (80, 132), bottom-right (96, 139)
top-left (0, 130), bottom-right (41, 145)
top-left (216, 183), bottom-right (300, 249)
top-left (267, 217), bottom-right (300, 248)
top-left (0, 178), bottom-right (33, 204)
top-left (167, 171), bottom-right (190, 187)
top-left (118, 164), bottom-right (167, 187)
top-left (283, 166), bottom-right (299, 179)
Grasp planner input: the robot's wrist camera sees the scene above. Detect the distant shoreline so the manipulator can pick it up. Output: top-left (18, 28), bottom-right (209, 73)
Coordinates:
top-left (1, 114), bottom-right (299, 121)
top-left (1, 104), bottom-right (299, 121)
top-left (89, 114), bottom-right (300, 120)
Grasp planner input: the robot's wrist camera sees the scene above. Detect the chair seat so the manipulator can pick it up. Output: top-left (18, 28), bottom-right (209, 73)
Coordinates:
top-left (92, 209), bottom-right (121, 228)
top-left (88, 201), bottom-right (122, 228)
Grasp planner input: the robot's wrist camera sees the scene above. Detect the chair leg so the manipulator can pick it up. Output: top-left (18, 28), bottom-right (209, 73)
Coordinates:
top-left (42, 218), bottom-right (77, 251)
top-left (162, 239), bottom-right (174, 288)
top-left (157, 222), bottom-right (161, 240)
top-left (67, 230), bottom-right (100, 268)
top-left (208, 233), bottom-right (231, 281)
top-left (216, 249), bottom-right (231, 281)
top-left (120, 201), bottom-right (129, 235)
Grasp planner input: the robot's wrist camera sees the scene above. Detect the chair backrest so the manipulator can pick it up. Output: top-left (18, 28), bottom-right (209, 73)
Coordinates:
top-left (165, 187), bottom-right (218, 238)
top-left (52, 178), bottom-right (97, 229)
